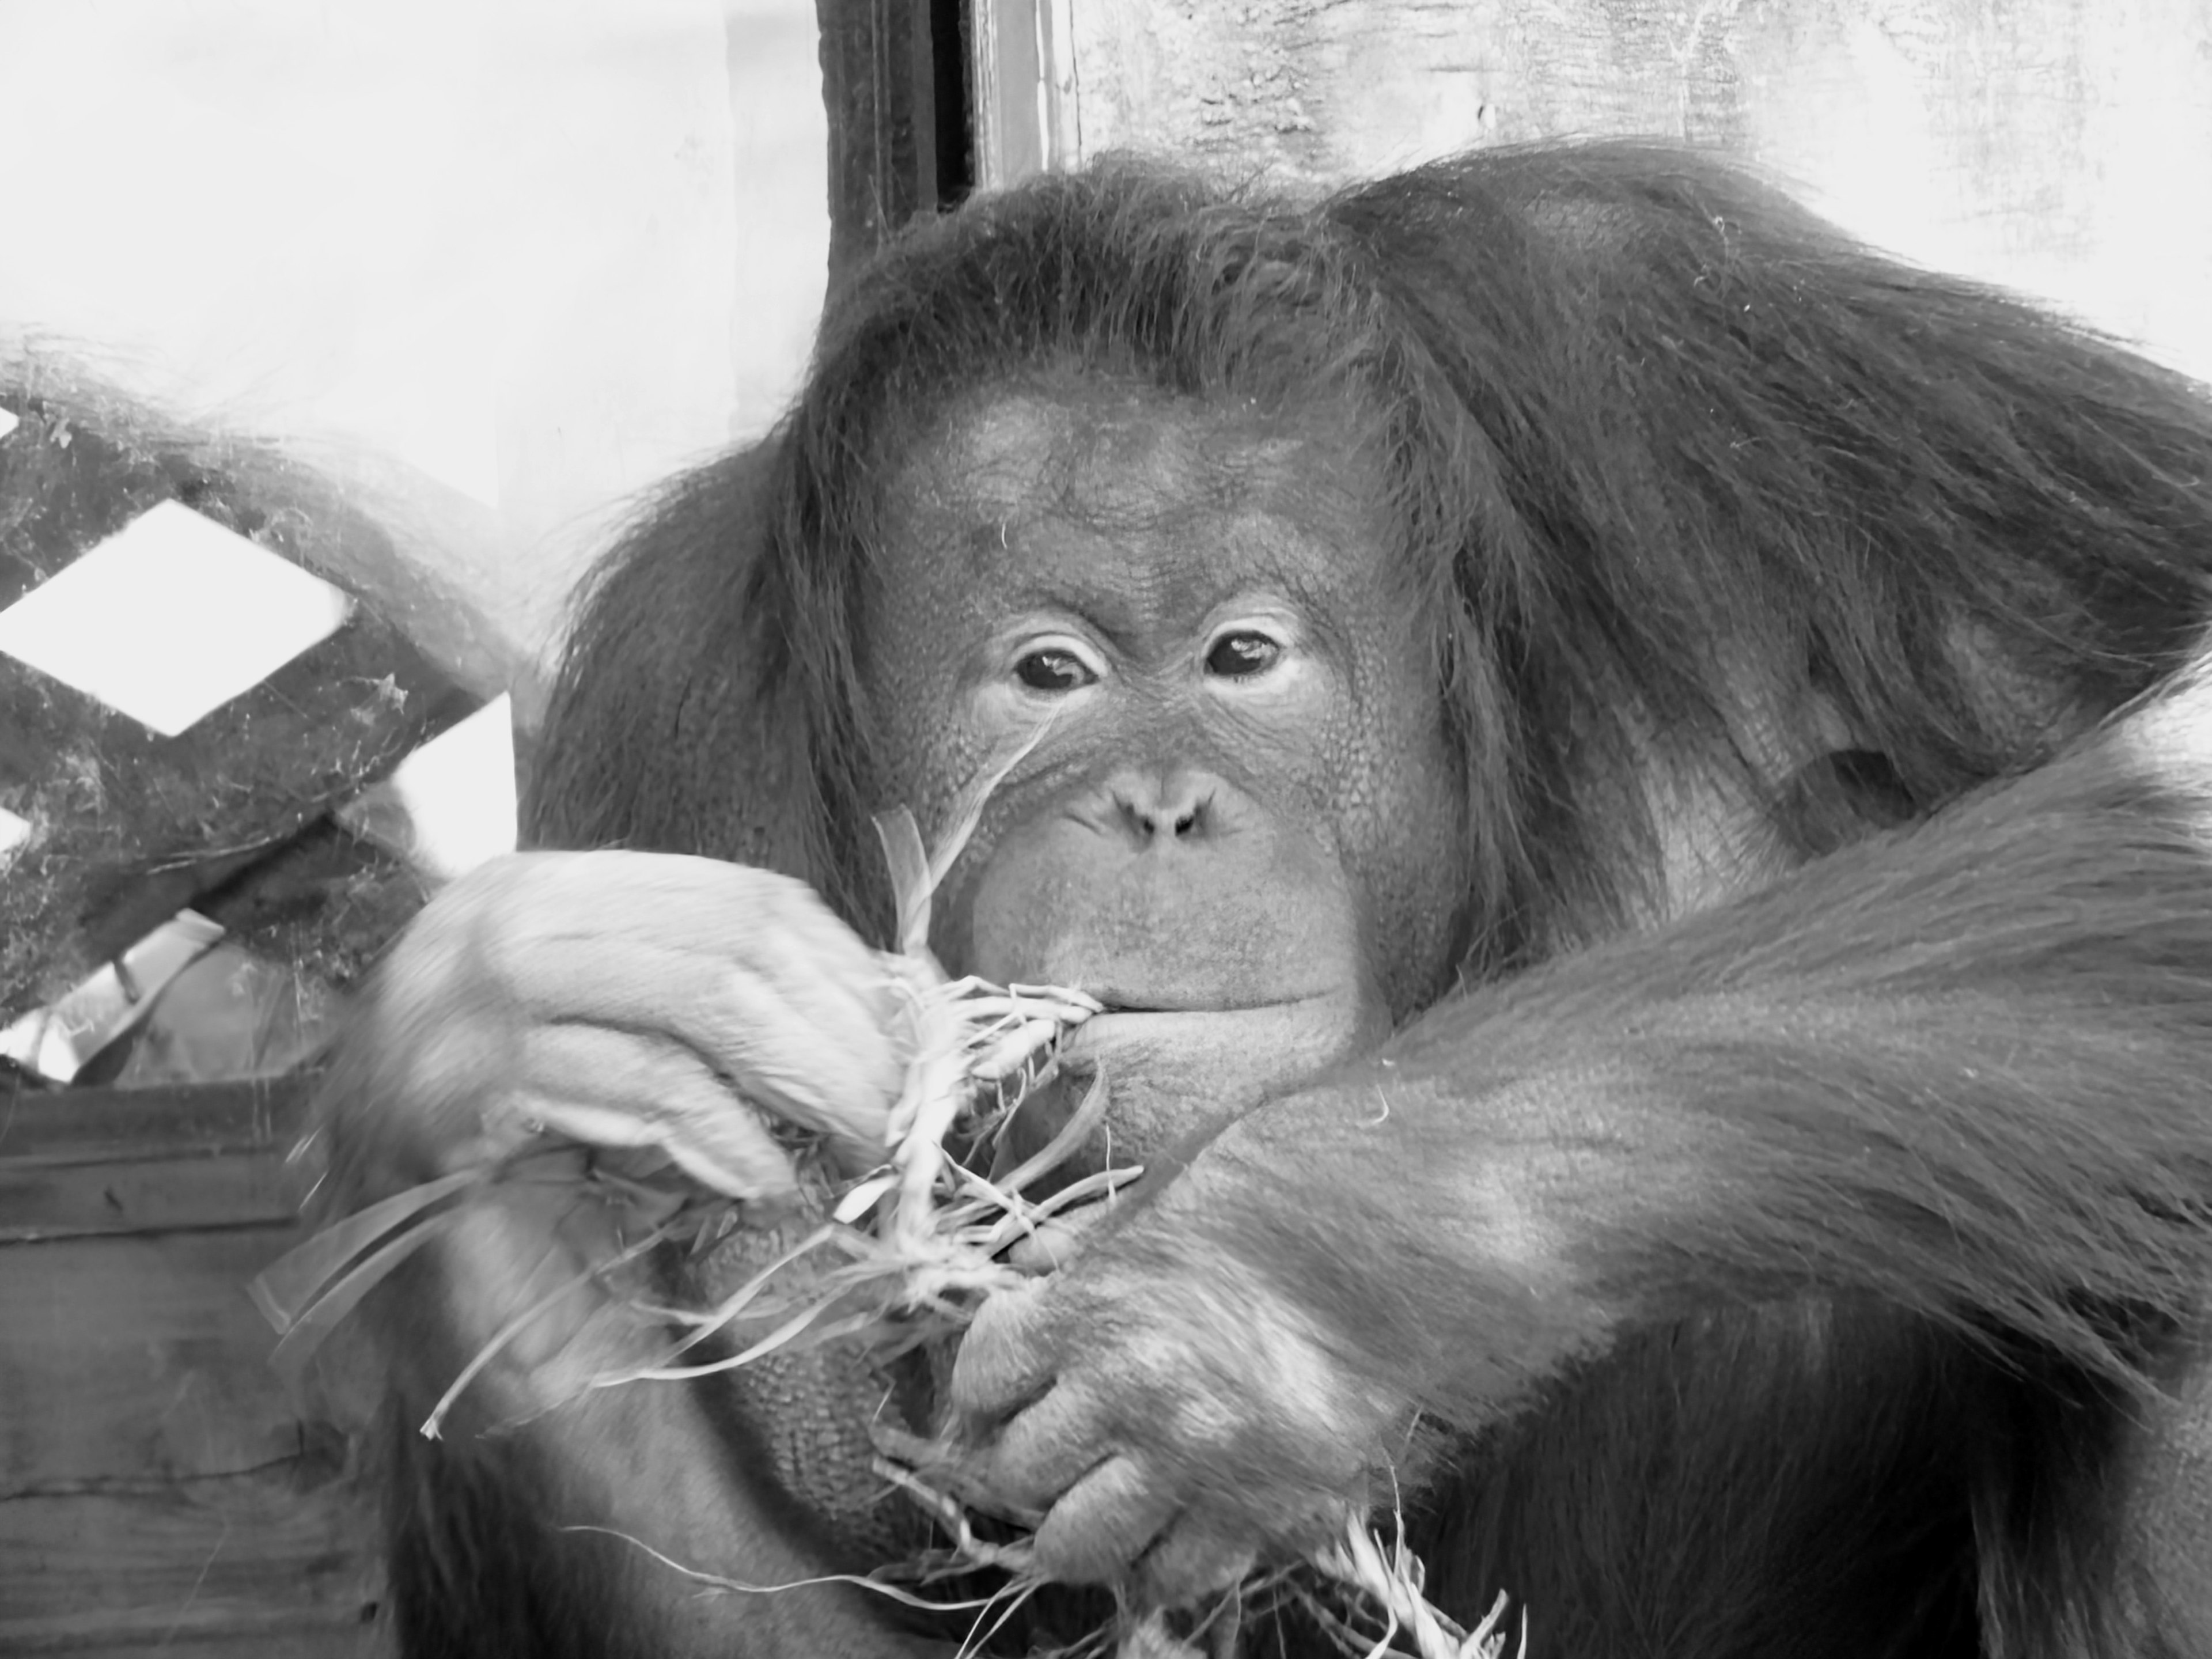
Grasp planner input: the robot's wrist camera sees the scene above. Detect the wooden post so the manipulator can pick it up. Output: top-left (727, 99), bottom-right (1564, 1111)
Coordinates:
top-left (816, 0), bottom-right (947, 276)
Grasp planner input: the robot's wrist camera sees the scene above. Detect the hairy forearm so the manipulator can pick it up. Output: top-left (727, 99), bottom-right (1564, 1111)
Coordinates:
top-left (354, 1194), bottom-right (934, 1657)
top-left (1165, 747), bottom-right (2212, 1424)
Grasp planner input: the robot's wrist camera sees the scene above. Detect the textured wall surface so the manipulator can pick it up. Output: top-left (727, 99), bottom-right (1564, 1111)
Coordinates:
top-left (1061, 0), bottom-right (2212, 383)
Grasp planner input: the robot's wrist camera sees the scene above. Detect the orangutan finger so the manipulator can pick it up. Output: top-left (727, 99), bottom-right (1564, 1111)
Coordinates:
top-left (488, 946), bottom-right (903, 1152)
top-left (948, 1278), bottom-right (1062, 1422)
top-left (502, 1026), bottom-right (805, 1200)
top-left (459, 852), bottom-right (885, 993)
top-left (1136, 1514), bottom-right (1259, 1608)
top-left (435, 854), bottom-right (905, 1056)
top-left (1005, 1203), bottom-right (1112, 1272)
top-left (1029, 1454), bottom-right (1180, 1585)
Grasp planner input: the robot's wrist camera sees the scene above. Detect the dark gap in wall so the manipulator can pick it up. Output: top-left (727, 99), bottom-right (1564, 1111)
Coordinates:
top-left (818, 0), bottom-right (974, 282)
top-left (929, 0), bottom-right (974, 207)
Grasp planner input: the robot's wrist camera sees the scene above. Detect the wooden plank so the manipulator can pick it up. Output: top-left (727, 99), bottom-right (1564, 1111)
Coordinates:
top-left (0, 1147), bottom-right (298, 1243)
top-left (0, 1479), bottom-right (385, 1656)
top-left (0, 1226), bottom-right (308, 1488)
top-left (0, 1078), bottom-right (309, 1241)
top-left (0, 1210), bottom-right (389, 1654)
top-left (0, 1619), bottom-right (381, 1659)
top-left (0, 1077), bottom-right (307, 1166)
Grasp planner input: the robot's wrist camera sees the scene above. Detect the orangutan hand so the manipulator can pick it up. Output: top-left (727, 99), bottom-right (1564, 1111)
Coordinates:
top-left (330, 850), bottom-right (909, 1205)
top-left (946, 1171), bottom-right (1407, 1605)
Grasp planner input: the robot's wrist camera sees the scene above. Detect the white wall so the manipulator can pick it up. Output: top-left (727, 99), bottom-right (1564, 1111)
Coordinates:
top-left (0, 0), bottom-right (828, 696)
top-left (1058, 0), bottom-right (2212, 389)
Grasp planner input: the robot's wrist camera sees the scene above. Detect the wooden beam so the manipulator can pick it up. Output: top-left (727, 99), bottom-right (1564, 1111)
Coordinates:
top-left (0, 1076), bottom-right (385, 1655)
top-left (817, 0), bottom-right (945, 276)
top-left (0, 1077), bottom-right (305, 1243)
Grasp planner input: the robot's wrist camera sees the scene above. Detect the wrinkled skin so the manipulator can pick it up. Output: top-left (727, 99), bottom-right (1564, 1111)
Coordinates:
top-left (857, 385), bottom-right (1467, 1597)
top-left (866, 384), bottom-right (1465, 1158)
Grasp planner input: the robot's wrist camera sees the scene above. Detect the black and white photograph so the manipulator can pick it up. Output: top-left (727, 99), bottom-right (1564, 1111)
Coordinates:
top-left (3, 4), bottom-right (2210, 1656)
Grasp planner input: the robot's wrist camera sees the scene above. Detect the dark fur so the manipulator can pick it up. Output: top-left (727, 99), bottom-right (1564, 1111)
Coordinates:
top-left (538, 141), bottom-right (2212, 954)
top-left (393, 141), bottom-right (2212, 1656)
top-left (1187, 734), bottom-right (2212, 1656)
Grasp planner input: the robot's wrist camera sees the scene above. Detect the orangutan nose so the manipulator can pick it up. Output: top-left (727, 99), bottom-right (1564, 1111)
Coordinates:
top-left (1108, 768), bottom-right (1217, 844)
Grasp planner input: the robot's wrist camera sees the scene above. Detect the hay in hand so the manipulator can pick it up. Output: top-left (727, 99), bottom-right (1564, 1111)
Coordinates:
top-left (552, 796), bottom-right (1126, 1406)
top-left (250, 717), bottom-right (1121, 1426)
top-left (1305, 1513), bottom-right (1519, 1659)
top-left (251, 722), bottom-right (1524, 1657)
top-left (575, 717), bottom-right (1137, 1395)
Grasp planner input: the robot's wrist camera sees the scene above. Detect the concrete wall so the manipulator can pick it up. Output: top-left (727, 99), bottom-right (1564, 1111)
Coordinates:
top-left (1050, 0), bottom-right (2212, 385)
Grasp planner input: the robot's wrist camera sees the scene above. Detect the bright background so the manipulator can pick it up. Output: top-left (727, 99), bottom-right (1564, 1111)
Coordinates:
top-left (0, 0), bottom-right (828, 690)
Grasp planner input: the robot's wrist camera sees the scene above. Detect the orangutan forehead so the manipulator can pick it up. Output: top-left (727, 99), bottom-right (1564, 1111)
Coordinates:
top-left (892, 383), bottom-right (1387, 529)
top-left (868, 393), bottom-right (1402, 620)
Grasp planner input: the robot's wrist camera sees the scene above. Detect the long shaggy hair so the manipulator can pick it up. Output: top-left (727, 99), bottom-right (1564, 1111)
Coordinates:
top-left (516, 143), bottom-right (2212, 1658)
top-left (533, 142), bottom-right (2212, 969)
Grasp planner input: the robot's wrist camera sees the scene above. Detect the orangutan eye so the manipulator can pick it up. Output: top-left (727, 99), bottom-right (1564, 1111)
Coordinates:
top-left (1015, 646), bottom-right (1099, 693)
top-left (1204, 630), bottom-right (1283, 679)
